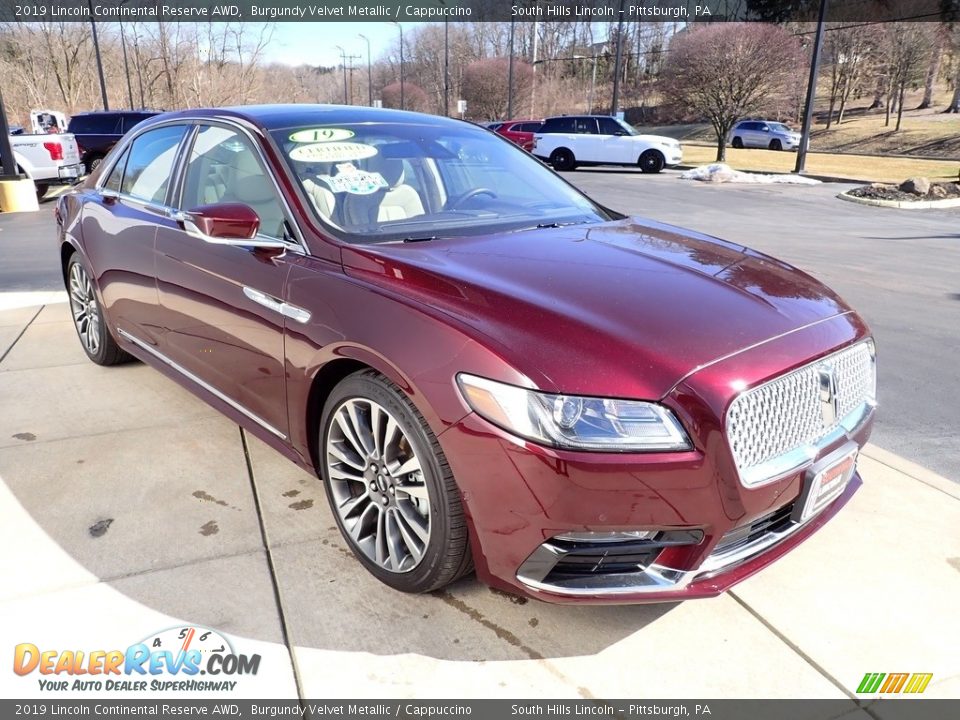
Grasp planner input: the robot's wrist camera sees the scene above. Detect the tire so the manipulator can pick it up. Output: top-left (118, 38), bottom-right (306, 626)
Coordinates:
top-left (66, 253), bottom-right (132, 366)
top-left (638, 149), bottom-right (665, 174)
top-left (319, 370), bottom-right (472, 594)
top-left (35, 183), bottom-right (50, 200)
top-left (549, 148), bottom-right (576, 172)
top-left (731, 137), bottom-right (744, 149)
top-left (769, 139), bottom-right (782, 151)
top-left (84, 155), bottom-right (103, 175)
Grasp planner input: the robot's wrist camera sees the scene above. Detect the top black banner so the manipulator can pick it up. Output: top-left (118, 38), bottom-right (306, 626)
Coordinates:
top-left (0, 0), bottom-right (957, 23)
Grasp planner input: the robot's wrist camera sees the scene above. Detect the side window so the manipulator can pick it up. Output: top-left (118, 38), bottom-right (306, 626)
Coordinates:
top-left (121, 115), bottom-right (147, 134)
top-left (180, 125), bottom-right (287, 240)
top-left (573, 118), bottom-right (598, 134)
top-left (597, 118), bottom-right (623, 136)
top-left (521, 122), bottom-right (542, 133)
top-left (120, 125), bottom-right (187, 204)
top-left (102, 147), bottom-right (129, 193)
top-left (95, 115), bottom-right (121, 134)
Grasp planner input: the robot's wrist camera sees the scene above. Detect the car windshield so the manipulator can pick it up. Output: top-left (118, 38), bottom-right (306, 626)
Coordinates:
top-left (770, 123), bottom-right (795, 133)
top-left (271, 122), bottom-right (610, 244)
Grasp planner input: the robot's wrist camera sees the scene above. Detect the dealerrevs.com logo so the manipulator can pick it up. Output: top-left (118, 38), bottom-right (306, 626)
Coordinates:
top-left (13, 626), bottom-right (261, 693)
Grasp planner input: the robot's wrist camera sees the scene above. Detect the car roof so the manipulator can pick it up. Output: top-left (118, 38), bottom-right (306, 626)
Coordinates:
top-left (148, 104), bottom-right (468, 133)
top-left (72, 110), bottom-right (159, 117)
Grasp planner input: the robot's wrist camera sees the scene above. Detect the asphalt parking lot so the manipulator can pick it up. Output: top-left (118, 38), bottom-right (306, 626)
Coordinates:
top-left (1, 176), bottom-right (959, 701)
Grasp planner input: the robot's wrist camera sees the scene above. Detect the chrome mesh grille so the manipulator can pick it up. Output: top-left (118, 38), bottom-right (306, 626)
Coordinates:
top-left (726, 341), bottom-right (875, 479)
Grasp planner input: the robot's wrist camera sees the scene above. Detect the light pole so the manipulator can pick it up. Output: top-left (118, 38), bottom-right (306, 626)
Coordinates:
top-left (507, 15), bottom-right (515, 119)
top-left (118, 0), bottom-right (134, 109)
top-left (611, 0), bottom-right (626, 117)
top-left (87, 0), bottom-right (109, 111)
top-left (391, 22), bottom-right (404, 110)
top-left (335, 46), bottom-right (349, 104)
top-left (437, 0), bottom-right (449, 115)
top-left (358, 33), bottom-right (373, 106)
top-left (795, 0), bottom-right (829, 174)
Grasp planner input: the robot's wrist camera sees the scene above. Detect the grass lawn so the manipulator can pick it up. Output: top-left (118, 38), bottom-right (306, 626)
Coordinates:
top-left (680, 144), bottom-right (960, 184)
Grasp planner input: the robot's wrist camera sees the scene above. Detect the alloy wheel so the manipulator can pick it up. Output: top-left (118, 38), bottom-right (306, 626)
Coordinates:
top-left (325, 398), bottom-right (432, 573)
top-left (69, 262), bottom-right (101, 356)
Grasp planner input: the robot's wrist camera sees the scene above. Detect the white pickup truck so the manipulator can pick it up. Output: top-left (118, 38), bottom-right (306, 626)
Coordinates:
top-left (532, 115), bottom-right (683, 174)
top-left (9, 132), bottom-right (84, 198)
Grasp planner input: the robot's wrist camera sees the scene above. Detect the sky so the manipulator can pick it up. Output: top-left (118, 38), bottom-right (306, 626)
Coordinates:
top-left (264, 22), bottom-right (418, 69)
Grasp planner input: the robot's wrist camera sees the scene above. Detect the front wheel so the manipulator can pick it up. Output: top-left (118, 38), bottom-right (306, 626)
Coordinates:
top-left (638, 149), bottom-right (665, 174)
top-left (35, 183), bottom-right (50, 200)
top-left (66, 254), bottom-right (132, 366)
top-left (769, 139), bottom-right (783, 151)
top-left (319, 370), bottom-right (472, 593)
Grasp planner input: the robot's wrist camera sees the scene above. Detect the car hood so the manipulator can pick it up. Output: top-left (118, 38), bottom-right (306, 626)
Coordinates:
top-left (341, 218), bottom-right (852, 399)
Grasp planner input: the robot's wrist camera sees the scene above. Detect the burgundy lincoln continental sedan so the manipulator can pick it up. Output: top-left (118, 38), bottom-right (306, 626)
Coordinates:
top-left (56, 105), bottom-right (876, 603)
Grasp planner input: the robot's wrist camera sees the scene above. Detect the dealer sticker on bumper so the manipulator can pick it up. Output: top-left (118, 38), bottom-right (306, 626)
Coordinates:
top-left (795, 443), bottom-right (859, 523)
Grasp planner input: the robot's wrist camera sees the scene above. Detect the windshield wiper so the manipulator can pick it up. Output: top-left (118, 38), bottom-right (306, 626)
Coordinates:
top-left (533, 220), bottom-right (589, 230)
top-left (402, 236), bottom-right (438, 243)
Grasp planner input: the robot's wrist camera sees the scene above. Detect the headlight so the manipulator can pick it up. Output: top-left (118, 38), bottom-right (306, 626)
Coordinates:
top-left (456, 374), bottom-right (692, 452)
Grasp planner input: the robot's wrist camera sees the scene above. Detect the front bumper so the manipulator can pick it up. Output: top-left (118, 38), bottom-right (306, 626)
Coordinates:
top-left (436, 318), bottom-right (874, 604)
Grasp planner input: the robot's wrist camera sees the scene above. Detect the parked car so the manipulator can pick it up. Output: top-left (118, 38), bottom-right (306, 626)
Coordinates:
top-left (57, 105), bottom-right (875, 604)
top-left (10, 131), bottom-right (83, 198)
top-left (533, 115), bottom-right (683, 172)
top-left (729, 120), bottom-right (801, 151)
top-left (67, 110), bottom-right (159, 173)
top-left (496, 119), bottom-right (543, 152)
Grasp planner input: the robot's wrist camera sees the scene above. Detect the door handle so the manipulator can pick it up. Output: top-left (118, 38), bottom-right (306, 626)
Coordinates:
top-left (243, 287), bottom-right (311, 324)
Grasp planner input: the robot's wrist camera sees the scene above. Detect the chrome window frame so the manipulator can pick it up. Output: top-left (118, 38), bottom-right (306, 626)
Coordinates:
top-left (94, 115), bottom-right (307, 255)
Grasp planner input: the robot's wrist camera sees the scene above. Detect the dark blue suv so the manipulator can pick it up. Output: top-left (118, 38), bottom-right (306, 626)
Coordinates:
top-left (67, 111), bottom-right (159, 173)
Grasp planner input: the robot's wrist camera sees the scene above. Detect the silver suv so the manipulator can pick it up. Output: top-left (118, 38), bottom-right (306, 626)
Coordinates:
top-left (728, 120), bottom-right (801, 151)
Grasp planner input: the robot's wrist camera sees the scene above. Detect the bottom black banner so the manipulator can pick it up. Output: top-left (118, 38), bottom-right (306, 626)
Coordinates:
top-left (2, 699), bottom-right (958, 720)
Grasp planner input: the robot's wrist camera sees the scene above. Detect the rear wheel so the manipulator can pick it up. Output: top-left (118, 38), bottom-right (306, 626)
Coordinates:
top-left (35, 183), bottom-right (49, 200)
top-left (84, 155), bottom-right (103, 175)
top-left (731, 137), bottom-right (744, 149)
top-left (769, 139), bottom-right (783, 151)
top-left (319, 370), bottom-right (472, 593)
top-left (549, 148), bottom-right (576, 172)
top-left (66, 254), bottom-right (132, 366)
top-left (638, 149), bottom-right (665, 174)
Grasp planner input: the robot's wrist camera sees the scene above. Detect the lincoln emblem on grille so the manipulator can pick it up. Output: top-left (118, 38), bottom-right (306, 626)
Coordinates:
top-left (817, 361), bottom-right (839, 427)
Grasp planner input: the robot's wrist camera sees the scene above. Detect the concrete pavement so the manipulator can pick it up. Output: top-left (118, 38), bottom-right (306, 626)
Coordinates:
top-left (1, 302), bottom-right (957, 701)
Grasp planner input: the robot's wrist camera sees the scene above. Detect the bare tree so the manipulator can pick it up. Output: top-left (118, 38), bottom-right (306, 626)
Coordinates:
top-left (462, 58), bottom-right (533, 120)
top-left (824, 24), bottom-right (875, 128)
top-left (881, 23), bottom-right (935, 130)
top-left (660, 23), bottom-right (802, 161)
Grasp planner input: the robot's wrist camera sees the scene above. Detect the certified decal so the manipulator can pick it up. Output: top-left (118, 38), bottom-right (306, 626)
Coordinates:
top-left (12, 625), bottom-right (261, 693)
top-left (289, 142), bottom-right (376, 163)
top-left (289, 128), bottom-right (355, 143)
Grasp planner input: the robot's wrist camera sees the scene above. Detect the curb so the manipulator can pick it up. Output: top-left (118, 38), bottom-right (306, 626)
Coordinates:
top-left (861, 443), bottom-right (960, 500)
top-left (836, 190), bottom-right (960, 209)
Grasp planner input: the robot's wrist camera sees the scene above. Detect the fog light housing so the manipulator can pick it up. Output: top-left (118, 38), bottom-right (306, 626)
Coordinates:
top-left (553, 530), bottom-right (658, 543)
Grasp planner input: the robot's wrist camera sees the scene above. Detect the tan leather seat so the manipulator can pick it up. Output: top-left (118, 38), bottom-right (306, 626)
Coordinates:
top-left (302, 177), bottom-right (336, 221)
top-left (377, 159), bottom-right (424, 222)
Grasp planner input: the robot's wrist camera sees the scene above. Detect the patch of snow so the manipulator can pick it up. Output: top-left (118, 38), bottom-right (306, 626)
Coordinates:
top-left (680, 163), bottom-right (821, 185)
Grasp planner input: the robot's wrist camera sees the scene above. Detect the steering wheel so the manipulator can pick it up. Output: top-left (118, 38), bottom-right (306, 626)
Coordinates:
top-left (446, 187), bottom-right (498, 210)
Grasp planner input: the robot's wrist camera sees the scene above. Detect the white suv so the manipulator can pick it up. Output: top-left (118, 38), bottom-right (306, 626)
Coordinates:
top-left (728, 120), bottom-right (801, 151)
top-left (532, 115), bottom-right (682, 173)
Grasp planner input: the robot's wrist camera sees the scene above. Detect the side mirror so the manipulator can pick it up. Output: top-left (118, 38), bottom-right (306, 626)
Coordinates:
top-left (613, 131), bottom-right (626, 136)
top-left (173, 203), bottom-right (285, 249)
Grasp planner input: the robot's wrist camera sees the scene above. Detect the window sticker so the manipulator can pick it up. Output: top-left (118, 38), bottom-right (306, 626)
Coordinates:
top-left (317, 171), bottom-right (388, 195)
top-left (289, 142), bottom-right (378, 163)
top-left (289, 128), bottom-right (355, 143)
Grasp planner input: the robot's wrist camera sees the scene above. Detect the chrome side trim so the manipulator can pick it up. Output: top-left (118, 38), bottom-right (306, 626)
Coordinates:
top-left (243, 287), bottom-right (311, 324)
top-left (117, 328), bottom-right (287, 440)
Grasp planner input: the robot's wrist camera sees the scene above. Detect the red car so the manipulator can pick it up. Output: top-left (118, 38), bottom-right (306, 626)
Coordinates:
top-left (56, 106), bottom-right (876, 603)
top-left (495, 119), bottom-right (543, 152)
